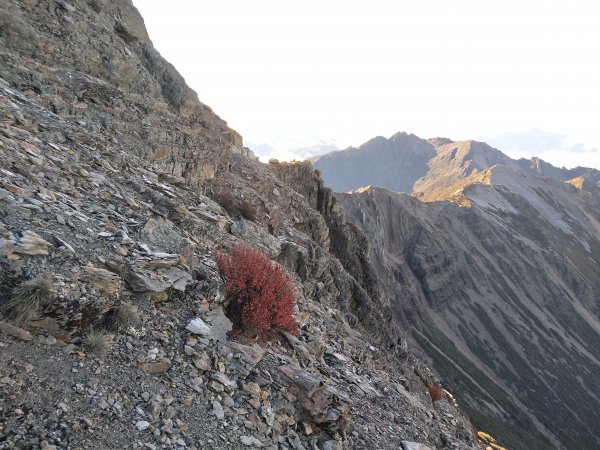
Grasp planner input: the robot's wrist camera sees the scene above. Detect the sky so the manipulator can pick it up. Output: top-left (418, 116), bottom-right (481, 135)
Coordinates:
top-left (133, 1), bottom-right (600, 167)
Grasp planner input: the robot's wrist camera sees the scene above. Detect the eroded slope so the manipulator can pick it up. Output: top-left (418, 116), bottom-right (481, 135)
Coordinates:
top-left (338, 169), bottom-right (600, 450)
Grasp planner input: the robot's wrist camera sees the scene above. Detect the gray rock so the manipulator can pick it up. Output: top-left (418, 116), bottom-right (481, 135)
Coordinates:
top-left (210, 371), bottom-right (237, 390)
top-left (211, 400), bottom-right (224, 419)
top-left (205, 307), bottom-right (232, 342)
top-left (125, 266), bottom-right (191, 293)
top-left (321, 441), bottom-right (343, 450)
top-left (135, 420), bottom-right (151, 432)
top-left (193, 351), bottom-right (212, 371)
top-left (401, 442), bottom-right (434, 450)
top-left (240, 435), bottom-right (263, 447)
top-left (125, 270), bottom-right (171, 293)
top-left (186, 318), bottom-right (211, 336)
top-left (230, 219), bottom-right (281, 255)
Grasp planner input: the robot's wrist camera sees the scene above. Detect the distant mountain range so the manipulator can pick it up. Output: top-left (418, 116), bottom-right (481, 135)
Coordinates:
top-left (312, 131), bottom-right (600, 194)
top-left (313, 133), bottom-right (600, 450)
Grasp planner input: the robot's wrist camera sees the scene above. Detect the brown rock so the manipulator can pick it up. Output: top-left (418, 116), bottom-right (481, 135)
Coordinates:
top-left (193, 352), bottom-right (212, 371)
top-left (14, 231), bottom-right (52, 256)
top-left (0, 321), bottom-right (33, 341)
top-left (2, 182), bottom-right (27, 197)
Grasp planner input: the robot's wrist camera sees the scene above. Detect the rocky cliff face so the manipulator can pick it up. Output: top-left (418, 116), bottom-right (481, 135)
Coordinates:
top-left (0, 1), bottom-right (484, 449)
top-left (337, 164), bottom-right (600, 449)
top-left (0, 0), bottom-right (248, 187)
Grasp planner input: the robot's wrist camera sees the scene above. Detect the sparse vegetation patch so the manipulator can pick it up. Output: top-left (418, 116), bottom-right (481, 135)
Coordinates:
top-left (215, 244), bottom-right (298, 339)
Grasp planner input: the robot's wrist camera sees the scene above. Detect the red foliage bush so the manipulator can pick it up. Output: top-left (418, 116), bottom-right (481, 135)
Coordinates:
top-left (428, 382), bottom-right (443, 402)
top-left (215, 244), bottom-right (298, 339)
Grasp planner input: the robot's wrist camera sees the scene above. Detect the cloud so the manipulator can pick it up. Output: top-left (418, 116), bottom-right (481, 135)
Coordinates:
top-left (246, 140), bottom-right (339, 163)
top-left (483, 129), bottom-right (600, 169)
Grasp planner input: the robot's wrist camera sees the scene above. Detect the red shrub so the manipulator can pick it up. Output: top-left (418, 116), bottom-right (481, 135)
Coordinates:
top-left (428, 382), bottom-right (443, 402)
top-left (215, 244), bottom-right (298, 339)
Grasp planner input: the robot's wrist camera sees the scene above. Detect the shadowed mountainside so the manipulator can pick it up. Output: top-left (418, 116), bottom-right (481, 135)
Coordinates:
top-left (336, 159), bottom-right (600, 449)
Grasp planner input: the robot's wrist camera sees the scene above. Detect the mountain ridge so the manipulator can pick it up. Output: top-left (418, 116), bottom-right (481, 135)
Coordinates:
top-left (332, 136), bottom-right (600, 449)
top-left (313, 133), bottom-right (600, 197)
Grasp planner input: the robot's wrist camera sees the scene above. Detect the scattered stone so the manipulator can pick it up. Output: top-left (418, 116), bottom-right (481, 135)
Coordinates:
top-left (321, 441), bottom-right (343, 450)
top-left (14, 230), bottom-right (52, 255)
top-left (401, 442), bottom-right (434, 450)
top-left (208, 381), bottom-right (224, 392)
top-left (136, 421), bottom-right (151, 432)
top-left (211, 400), bottom-right (224, 419)
top-left (193, 352), bottom-right (212, 371)
top-left (186, 318), bottom-right (211, 336)
top-left (0, 321), bottom-right (33, 341)
top-left (138, 361), bottom-right (172, 373)
top-left (240, 435), bottom-right (263, 447)
top-left (243, 382), bottom-right (261, 398)
top-left (210, 371), bottom-right (236, 390)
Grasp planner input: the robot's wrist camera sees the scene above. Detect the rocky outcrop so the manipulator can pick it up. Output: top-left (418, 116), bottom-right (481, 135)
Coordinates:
top-left (0, 0), bottom-right (243, 186)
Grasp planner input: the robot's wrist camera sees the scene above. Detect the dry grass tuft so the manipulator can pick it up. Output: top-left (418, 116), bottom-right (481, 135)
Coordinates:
top-left (212, 189), bottom-right (258, 222)
top-left (106, 301), bottom-right (140, 331)
top-left (238, 199), bottom-right (257, 221)
top-left (0, 274), bottom-right (54, 324)
top-left (83, 330), bottom-right (114, 356)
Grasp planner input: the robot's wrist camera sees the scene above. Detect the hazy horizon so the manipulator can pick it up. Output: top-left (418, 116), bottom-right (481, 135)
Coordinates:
top-left (133, 1), bottom-right (600, 167)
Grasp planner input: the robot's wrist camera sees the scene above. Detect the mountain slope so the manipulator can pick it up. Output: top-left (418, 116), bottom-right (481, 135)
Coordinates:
top-left (0, 0), bottom-right (250, 186)
top-left (338, 165), bottom-right (600, 450)
top-left (0, 1), bottom-right (484, 449)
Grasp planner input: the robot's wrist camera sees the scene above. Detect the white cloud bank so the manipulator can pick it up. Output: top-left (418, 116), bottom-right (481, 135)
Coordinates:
top-left (484, 129), bottom-right (600, 169)
top-left (246, 140), bottom-right (339, 162)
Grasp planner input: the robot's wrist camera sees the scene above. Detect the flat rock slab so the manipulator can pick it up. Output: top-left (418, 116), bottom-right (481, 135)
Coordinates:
top-left (240, 435), bottom-right (263, 447)
top-left (279, 364), bottom-right (322, 394)
top-left (186, 318), bottom-right (211, 336)
top-left (401, 442), bottom-right (434, 450)
top-left (125, 266), bottom-right (191, 293)
top-left (205, 307), bottom-right (232, 343)
top-left (227, 341), bottom-right (265, 368)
